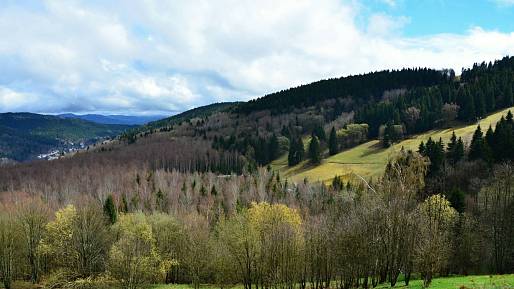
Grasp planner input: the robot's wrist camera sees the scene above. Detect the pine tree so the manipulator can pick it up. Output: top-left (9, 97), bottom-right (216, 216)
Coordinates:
top-left (485, 126), bottom-right (495, 153)
top-left (506, 110), bottom-right (513, 123)
top-left (331, 175), bottom-right (344, 191)
top-left (475, 92), bottom-right (486, 117)
top-left (103, 194), bottom-right (117, 224)
top-left (288, 135), bottom-right (304, 166)
top-left (423, 137), bottom-right (445, 175)
top-left (287, 138), bottom-right (296, 166)
top-left (447, 131), bottom-right (457, 153)
top-left (328, 127), bottom-right (338, 155)
top-left (469, 125), bottom-right (485, 160)
top-left (455, 137), bottom-right (464, 164)
top-left (446, 132), bottom-right (458, 165)
top-left (268, 134), bottom-right (279, 161)
top-left (308, 136), bottom-right (321, 164)
top-left (418, 141), bottom-right (426, 155)
top-left (313, 125), bottom-right (327, 142)
top-left (458, 88), bottom-right (476, 121)
top-left (504, 84), bottom-right (513, 107)
top-left (446, 132), bottom-right (464, 164)
top-left (383, 123), bottom-right (395, 148)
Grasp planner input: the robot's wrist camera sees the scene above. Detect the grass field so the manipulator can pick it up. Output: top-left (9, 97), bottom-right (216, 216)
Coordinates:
top-left (150, 274), bottom-right (514, 289)
top-left (272, 106), bottom-right (514, 184)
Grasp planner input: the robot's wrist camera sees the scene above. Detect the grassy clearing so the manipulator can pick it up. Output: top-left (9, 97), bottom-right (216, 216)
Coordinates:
top-left (150, 274), bottom-right (514, 289)
top-left (272, 106), bottom-right (514, 184)
top-left (375, 274), bottom-right (514, 289)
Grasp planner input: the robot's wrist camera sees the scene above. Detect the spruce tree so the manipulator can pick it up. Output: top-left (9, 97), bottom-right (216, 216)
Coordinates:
top-left (103, 194), bottom-right (117, 224)
top-left (432, 138), bottom-right (445, 174)
top-left (459, 88), bottom-right (476, 121)
top-left (485, 126), bottom-right (495, 154)
top-left (504, 84), bottom-right (513, 107)
top-left (328, 127), bottom-right (338, 155)
top-left (447, 131), bottom-right (457, 153)
top-left (469, 125), bottom-right (485, 160)
top-left (447, 132), bottom-right (458, 164)
top-left (331, 175), bottom-right (344, 191)
top-left (288, 135), bottom-right (304, 166)
top-left (268, 134), bottom-right (279, 161)
top-left (423, 137), bottom-right (445, 175)
top-left (507, 110), bottom-right (513, 123)
top-left (313, 125), bottom-right (326, 142)
top-left (455, 137), bottom-right (464, 164)
top-left (382, 123), bottom-right (395, 148)
top-left (418, 141), bottom-right (426, 155)
top-left (308, 136), bottom-right (321, 164)
top-left (287, 138), bottom-right (296, 166)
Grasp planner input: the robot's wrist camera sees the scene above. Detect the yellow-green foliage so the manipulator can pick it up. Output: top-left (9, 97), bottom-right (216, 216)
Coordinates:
top-left (109, 213), bottom-right (161, 289)
top-left (248, 202), bottom-right (302, 235)
top-left (419, 194), bottom-right (457, 228)
top-left (274, 106), bottom-right (514, 184)
top-left (336, 123), bottom-right (369, 138)
top-left (39, 205), bottom-right (77, 268)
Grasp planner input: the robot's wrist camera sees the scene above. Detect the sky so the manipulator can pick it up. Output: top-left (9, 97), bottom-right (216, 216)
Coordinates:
top-left (0, 0), bottom-right (514, 116)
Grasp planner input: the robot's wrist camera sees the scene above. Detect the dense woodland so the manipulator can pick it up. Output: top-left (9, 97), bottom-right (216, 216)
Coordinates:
top-left (1, 57), bottom-right (514, 289)
top-left (0, 150), bottom-right (513, 289)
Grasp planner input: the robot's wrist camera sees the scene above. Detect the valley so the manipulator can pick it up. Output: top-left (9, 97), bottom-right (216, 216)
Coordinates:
top-left (0, 113), bottom-right (132, 161)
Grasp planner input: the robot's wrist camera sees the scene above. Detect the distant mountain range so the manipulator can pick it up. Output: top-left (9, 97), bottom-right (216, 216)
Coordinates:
top-left (58, 113), bottom-right (168, 125)
top-left (0, 112), bottom-right (132, 161)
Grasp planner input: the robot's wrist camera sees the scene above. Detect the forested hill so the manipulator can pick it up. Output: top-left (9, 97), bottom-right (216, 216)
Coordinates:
top-left (0, 113), bottom-right (131, 161)
top-left (237, 68), bottom-right (453, 114)
top-left (118, 56), bottom-right (513, 170)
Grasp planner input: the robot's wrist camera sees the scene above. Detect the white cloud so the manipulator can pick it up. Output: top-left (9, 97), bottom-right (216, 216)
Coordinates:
top-left (367, 13), bottom-right (410, 36)
top-left (0, 0), bottom-right (513, 114)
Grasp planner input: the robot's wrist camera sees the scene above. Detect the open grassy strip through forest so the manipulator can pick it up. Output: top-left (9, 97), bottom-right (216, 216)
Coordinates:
top-left (274, 106), bottom-right (514, 183)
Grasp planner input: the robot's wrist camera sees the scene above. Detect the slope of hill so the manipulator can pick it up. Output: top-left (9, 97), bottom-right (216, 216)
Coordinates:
top-left (121, 102), bottom-right (238, 140)
top-left (273, 106), bottom-right (514, 183)
top-left (58, 113), bottom-right (167, 125)
top-left (0, 113), bottom-right (132, 161)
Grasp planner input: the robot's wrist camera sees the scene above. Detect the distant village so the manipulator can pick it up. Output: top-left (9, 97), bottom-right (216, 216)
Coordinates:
top-left (36, 141), bottom-right (86, 160)
top-left (36, 138), bottom-right (114, 161)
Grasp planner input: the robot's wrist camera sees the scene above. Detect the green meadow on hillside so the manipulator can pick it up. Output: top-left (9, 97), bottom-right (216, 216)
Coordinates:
top-left (272, 106), bottom-right (514, 184)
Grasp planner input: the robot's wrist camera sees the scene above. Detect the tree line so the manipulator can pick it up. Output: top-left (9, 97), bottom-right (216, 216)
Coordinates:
top-left (419, 111), bottom-right (514, 177)
top-left (356, 56), bottom-right (514, 138)
top-left (238, 68), bottom-right (450, 114)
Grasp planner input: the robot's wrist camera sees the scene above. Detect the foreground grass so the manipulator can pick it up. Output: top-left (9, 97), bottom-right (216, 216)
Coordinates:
top-left (151, 275), bottom-right (514, 289)
top-left (376, 274), bottom-right (514, 289)
top-left (273, 106), bottom-right (514, 184)
top-left (3, 275), bottom-right (513, 289)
